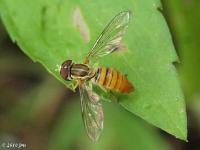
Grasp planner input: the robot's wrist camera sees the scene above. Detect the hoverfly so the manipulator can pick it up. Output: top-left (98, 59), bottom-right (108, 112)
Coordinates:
top-left (60, 11), bottom-right (134, 141)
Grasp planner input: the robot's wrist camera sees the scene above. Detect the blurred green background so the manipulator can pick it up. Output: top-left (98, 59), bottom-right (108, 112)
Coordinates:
top-left (0, 0), bottom-right (199, 150)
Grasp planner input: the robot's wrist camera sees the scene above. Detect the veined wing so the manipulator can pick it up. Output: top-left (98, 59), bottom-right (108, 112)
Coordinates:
top-left (79, 82), bottom-right (104, 141)
top-left (86, 11), bottom-right (131, 62)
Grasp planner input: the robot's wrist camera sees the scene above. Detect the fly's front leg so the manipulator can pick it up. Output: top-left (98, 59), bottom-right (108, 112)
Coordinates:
top-left (68, 80), bottom-right (79, 92)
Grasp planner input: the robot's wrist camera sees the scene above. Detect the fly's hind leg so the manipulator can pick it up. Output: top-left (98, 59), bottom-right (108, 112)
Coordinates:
top-left (95, 85), bottom-right (117, 103)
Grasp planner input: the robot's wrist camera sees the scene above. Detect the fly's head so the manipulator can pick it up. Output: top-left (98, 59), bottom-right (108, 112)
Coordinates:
top-left (60, 60), bottom-right (73, 81)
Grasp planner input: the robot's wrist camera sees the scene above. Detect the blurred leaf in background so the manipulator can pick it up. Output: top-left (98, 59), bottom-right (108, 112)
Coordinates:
top-left (0, 0), bottom-right (187, 141)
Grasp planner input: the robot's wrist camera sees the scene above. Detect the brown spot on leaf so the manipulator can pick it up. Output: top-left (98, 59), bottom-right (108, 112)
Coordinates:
top-left (72, 7), bottom-right (90, 43)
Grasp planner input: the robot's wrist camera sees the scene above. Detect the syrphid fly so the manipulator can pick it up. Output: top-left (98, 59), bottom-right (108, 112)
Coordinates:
top-left (60, 11), bottom-right (134, 141)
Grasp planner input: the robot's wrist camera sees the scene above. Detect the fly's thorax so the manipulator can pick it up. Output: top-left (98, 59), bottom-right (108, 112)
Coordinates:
top-left (71, 64), bottom-right (95, 80)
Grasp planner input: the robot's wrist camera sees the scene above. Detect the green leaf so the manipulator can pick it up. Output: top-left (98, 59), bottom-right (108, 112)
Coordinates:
top-left (0, 0), bottom-right (187, 140)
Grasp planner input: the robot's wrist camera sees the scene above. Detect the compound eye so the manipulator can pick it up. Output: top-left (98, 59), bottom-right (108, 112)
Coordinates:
top-left (60, 60), bottom-right (72, 80)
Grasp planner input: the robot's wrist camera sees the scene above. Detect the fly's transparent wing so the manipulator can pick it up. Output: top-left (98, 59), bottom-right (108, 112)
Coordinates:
top-left (79, 82), bottom-right (104, 141)
top-left (86, 11), bottom-right (131, 61)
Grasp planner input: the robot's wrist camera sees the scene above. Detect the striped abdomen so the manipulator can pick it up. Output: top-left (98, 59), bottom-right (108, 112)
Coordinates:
top-left (94, 67), bottom-right (134, 93)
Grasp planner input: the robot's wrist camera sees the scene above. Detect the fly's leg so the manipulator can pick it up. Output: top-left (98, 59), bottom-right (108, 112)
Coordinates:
top-left (68, 80), bottom-right (79, 92)
top-left (93, 84), bottom-right (117, 103)
top-left (93, 63), bottom-right (99, 68)
top-left (109, 91), bottom-right (118, 103)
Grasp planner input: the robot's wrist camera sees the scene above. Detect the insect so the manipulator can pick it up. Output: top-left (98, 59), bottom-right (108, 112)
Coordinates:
top-left (60, 11), bottom-right (134, 141)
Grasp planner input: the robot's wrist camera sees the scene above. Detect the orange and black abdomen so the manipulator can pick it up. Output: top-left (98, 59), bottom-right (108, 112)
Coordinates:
top-left (94, 67), bottom-right (134, 93)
